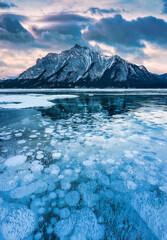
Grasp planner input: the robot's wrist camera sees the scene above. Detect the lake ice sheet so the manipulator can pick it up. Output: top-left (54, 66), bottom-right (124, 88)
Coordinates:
top-left (0, 91), bottom-right (167, 240)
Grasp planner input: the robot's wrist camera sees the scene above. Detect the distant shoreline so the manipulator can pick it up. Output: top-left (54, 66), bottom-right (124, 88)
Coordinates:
top-left (1, 88), bottom-right (167, 93)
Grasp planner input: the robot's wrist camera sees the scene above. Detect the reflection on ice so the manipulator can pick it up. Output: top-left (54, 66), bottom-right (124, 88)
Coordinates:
top-left (0, 92), bottom-right (167, 239)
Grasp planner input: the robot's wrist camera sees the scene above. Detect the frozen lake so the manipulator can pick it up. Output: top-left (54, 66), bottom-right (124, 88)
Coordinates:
top-left (0, 89), bottom-right (167, 240)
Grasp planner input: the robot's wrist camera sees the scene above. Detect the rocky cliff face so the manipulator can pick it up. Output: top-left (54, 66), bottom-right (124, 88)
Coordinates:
top-left (1, 44), bottom-right (167, 88)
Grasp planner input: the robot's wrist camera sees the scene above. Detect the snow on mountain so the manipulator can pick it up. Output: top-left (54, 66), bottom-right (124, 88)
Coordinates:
top-left (1, 44), bottom-right (167, 88)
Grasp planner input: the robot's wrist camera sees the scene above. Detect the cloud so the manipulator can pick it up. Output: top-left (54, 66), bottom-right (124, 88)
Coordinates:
top-left (40, 13), bottom-right (92, 23)
top-left (162, 0), bottom-right (167, 13)
top-left (31, 20), bottom-right (89, 49)
top-left (83, 14), bottom-right (167, 49)
top-left (0, 60), bottom-right (7, 66)
top-left (0, 14), bottom-right (34, 45)
top-left (87, 7), bottom-right (121, 15)
top-left (0, 14), bottom-right (27, 22)
top-left (0, 1), bottom-right (17, 9)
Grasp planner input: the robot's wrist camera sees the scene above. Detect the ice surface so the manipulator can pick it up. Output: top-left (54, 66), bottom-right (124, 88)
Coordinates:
top-left (0, 92), bottom-right (167, 239)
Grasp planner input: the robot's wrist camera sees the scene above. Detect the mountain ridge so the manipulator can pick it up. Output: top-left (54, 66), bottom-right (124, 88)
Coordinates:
top-left (1, 44), bottom-right (167, 88)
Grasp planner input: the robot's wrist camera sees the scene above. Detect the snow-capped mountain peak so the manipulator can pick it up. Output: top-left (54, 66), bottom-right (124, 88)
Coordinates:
top-left (1, 45), bottom-right (167, 88)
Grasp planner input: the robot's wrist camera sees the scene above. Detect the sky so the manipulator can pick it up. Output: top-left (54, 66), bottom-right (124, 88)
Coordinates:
top-left (0, 0), bottom-right (167, 78)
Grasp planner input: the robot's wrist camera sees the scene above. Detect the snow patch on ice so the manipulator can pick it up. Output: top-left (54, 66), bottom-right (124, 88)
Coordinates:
top-left (0, 94), bottom-right (78, 109)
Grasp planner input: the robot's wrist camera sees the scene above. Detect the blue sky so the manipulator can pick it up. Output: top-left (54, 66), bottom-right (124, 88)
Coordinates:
top-left (0, 0), bottom-right (167, 78)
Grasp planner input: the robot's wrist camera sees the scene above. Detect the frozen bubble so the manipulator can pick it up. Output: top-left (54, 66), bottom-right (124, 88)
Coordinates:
top-left (0, 136), bottom-right (11, 140)
top-left (15, 133), bottom-right (22, 137)
top-left (51, 201), bottom-right (56, 207)
top-left (50, 139), bottom-right (58, 146)
top-left (104, 190), bottom-right (114, 199)
top-left (135, 159), bottom-right (145, 165)
top-left (32, 130), bottom-right (37, 133)
top-left (49, 164), bottom-right (60, 175)
top-left (86, 181), bottom-right (98, 192)
top-left (50, 217), bottom-right (57, 225)
top-left (99, 174), bottom-right (110, 186)
top-left (75, 168), bottom-right (81, 173)
top-left (110, 179), bottom-right (127, 193)
top-left (34, 199), bottom-right (42, 207)
top-left (36, 154), bottom-right (44, 160)
top-left (60, 180), bottom-right (71, 190)
top-left (98, 216), bottom-right (105, 224)
top-left (48, 183), bottom-right (56, 191)
top-left (78, 182), bottom-right (99, 208)
top-left (1, 149), bottom-right (8, 153)
top-left (41, 196), bottom-right (48, 202)
top-left (56, 189), bottom-right (65, 198)
top-left (65, 191), bottom-right (80, 207)
top-left (126, 165), bottom-right (134, 175)
top-left (83, 169), bottom-right (101, 179)
top-left (148, 176), bottom-right (158, 185)
top-left (62, 169), bottom-right (79, 183)
top-left (17, 140), bottom-right (26, 144)
top-left (0, 173), bottom-right (18, 192)
top-left (26, 152), bottom-right (33, 157)
top-left (127, 180), bottom-right (137, 190)
top-left (29, 135), bottom-right (37, 139)
top-left (37, 151), bottom-right (43, 155)
top-left (52, 152), bottom-right (62, 160)
top-left (5, 155), bottom-right (27, 167)
top-left (59, 208), bottom-right (70, 219)
top-left (10, 180), bottom-right (47, 199)
top-left (107, 158), bottom-right (115, 164)
top-left (54, 214), bottom-right (76, 238)
top-left (32, 160), bottom-right (40, 165)
top-left (23, 174), bottom-right (34, 184)
top-left (1, 206), bottom-right (36, 240)
top-left (23, 146), bottom-right (28, 151)
top-left (124, 150), bottom-right (134, 158)
top-left (49, 192), bottom-right (57, 199)
top-left (159, 185), bottom-right (167, 192)
top-left (78, 182), bottom-right (87, 194)
top-left (74, 208), bottom-right (104, 240)
top-left (39, 216), bottom-right (44, 222)
top-left (83, 192), bottom-right (100, 208)
top-left (58, 174), bottom-right (64, 179)
top-left (71, 233), bottom-right (87, 240)
top-left (38, 207), bottom-right (45, 215)
top-left (64, 169), bottom-right (73, 175)
top-left (31, 164), bottom-right (44, 172)
top-left (45, 128), bottom-right (54, 134)
top-left (83, 160), bottom-right (94, 166)
top-left (47, 226), bottom-right (53, 234)
top-left (34, 232), bottom-right (42, 240)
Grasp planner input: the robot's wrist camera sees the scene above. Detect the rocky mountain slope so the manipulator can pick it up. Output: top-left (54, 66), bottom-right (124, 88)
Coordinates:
top-left (1, 44), bottom-right (167, 88)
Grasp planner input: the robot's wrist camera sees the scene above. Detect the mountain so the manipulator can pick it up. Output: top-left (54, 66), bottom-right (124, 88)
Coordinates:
top-left (1, 44), bottom-right (167, 88)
